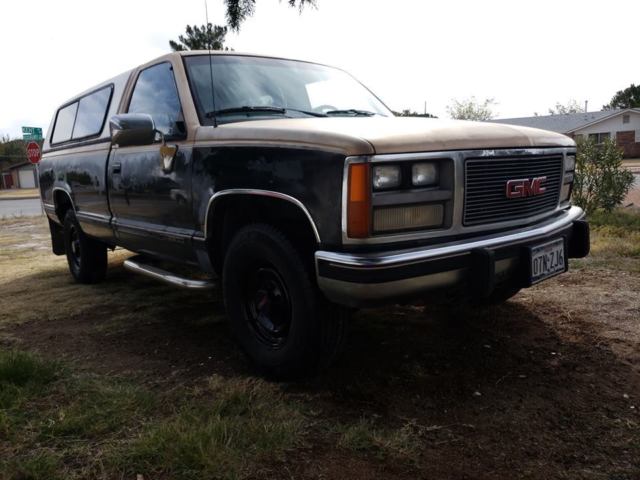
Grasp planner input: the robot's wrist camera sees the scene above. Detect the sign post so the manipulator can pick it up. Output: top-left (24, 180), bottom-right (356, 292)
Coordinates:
top-left (25, 141), bottom-right (43, 213)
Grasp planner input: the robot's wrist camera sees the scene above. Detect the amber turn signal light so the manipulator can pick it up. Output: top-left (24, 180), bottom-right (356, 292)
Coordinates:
top-left (347, 163), bottom-right (371, 238)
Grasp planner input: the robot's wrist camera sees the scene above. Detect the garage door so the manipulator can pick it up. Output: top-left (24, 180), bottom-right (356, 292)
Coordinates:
top-left (18, 167), bottom-right (36, 189)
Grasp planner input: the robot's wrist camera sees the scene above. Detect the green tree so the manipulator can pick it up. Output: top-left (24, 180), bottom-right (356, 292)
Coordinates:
top-left (169, 23), bottom-right (230, 51)
top-left (548, 99), bottom-right (585, 115)
top-left (573, 136), bottom-right (634, 213)
top-left (224, 0), bottom-right (316, 30)
top-left (602, 84), bottom-right (640, 110)
top-left (446, 97), bottom-right (496, 121)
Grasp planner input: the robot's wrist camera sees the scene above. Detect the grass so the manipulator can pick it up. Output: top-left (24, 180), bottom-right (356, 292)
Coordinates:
top-left (117, 376), bottom-right (305, 479)
top-left (335, 418), bottom-right (422, 461)
top-left (1, 211), bottom-right (639, 479)
top-left (0, 349), bottom-right (305, 480)
top-left (572, 208), bottom-right (640, 272)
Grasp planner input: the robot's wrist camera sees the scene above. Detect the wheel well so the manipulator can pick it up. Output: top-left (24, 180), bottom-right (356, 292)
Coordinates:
top-left (207, 195), bottom-right (319, 275)
top-left (53, 190), bottom-right (74, 224)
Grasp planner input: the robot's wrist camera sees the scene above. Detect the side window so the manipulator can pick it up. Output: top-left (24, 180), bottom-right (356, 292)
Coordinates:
top-left (128, 63), bottom-right (185, 137)
top-left (72, 86), bottom-right (112, 139)
top-left (51, 102), bottom-right (78, 144)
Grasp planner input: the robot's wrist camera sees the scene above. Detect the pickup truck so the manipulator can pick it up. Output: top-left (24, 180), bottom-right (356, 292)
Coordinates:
top-left (39, 52), bottom-right (590, 377)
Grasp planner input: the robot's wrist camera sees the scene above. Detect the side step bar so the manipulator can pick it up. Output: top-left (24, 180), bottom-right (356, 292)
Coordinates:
top-left (123, 256), bottom-right (216, 290)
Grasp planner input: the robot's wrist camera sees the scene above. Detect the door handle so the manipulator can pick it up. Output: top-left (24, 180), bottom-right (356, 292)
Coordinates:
top-left (112, 162), bottom-right (122, 174)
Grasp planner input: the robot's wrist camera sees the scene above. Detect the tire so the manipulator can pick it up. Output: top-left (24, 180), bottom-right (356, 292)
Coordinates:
top-left (63, 210), bottom-right (107, 284)
top-left (222, 223), bottom-right (348, 378)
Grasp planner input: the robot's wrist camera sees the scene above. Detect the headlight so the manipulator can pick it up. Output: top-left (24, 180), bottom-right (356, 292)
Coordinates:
top-left (565, 155), bottom-right (576, 171)
top-left (412, 162), bottom-right (439, 187)
top-left (373, 165), bottom-right (401, 190)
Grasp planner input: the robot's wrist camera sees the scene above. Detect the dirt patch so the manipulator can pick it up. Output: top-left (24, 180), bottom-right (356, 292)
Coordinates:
top-left (1, 216), bottom-right (639, 479)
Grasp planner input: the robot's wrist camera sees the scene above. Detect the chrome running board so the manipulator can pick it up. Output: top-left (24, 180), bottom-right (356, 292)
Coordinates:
top-left (123, 256), bottom-right (216, 290)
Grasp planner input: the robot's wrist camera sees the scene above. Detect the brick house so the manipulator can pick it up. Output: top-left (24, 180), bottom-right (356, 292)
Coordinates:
top-left (490, 108), bottom-right (640, 158)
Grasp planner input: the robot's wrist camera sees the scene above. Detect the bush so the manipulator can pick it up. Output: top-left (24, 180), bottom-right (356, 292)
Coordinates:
top-left (573, 137), bottom-right (634, 213)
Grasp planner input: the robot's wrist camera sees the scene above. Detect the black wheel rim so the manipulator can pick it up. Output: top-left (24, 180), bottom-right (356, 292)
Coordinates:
top-left (243, 267), bottom-right (292, 348)
top-left (69, 224), bottom-right (81, 269)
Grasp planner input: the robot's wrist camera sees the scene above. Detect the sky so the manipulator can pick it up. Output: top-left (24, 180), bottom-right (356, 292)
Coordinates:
top-left (1, 0), bottom-right (638, 138)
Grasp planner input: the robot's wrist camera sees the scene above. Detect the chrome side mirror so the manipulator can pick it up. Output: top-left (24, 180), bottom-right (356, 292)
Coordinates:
top-left (109, 114), bottom-right (156, 147)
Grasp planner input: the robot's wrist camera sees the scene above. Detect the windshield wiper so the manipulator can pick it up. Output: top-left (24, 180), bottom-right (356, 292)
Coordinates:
top-left (285, 107), bottom-right (327, 117)
top-left (325, 109), bottom-right (377, 117)
top-left (206, 106), bottom-right (286, 118)
top-left (206, 106), bottom-right (328, 119)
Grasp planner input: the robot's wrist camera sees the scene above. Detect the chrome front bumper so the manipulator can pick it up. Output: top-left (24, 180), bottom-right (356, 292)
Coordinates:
top-left (315, 206), bottom-right (588, 307)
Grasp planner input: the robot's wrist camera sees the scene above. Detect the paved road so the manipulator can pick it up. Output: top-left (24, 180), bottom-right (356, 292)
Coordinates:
top-left (0, 198), bottom-right (43, 218)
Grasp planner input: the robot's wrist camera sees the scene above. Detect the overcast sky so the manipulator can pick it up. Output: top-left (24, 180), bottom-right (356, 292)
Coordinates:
top-left (1, 0), bottom-right (638, 138)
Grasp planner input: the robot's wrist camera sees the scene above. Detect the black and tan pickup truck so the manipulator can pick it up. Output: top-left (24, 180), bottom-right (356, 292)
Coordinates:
top-left (39, 52), bottom-right (589, 376)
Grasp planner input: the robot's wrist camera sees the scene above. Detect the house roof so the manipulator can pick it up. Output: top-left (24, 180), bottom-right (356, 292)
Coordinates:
top-left (489, 108), bottom-right (640, 133)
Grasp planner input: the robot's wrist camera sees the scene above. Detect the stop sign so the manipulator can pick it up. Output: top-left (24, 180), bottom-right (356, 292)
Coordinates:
top-left (26, 141), bottom-right (41, 165)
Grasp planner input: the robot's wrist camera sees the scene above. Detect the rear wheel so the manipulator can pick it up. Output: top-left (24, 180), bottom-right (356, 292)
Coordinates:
top-left (222, 223), bottom-right (348, 378)
top-left (63, 210), bottom-right (107, 284)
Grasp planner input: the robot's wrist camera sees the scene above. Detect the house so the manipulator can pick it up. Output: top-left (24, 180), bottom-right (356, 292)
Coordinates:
top-left (0, 162), bottom-right (38, 189)
top-left (490, 108), bottom-right (640, 158)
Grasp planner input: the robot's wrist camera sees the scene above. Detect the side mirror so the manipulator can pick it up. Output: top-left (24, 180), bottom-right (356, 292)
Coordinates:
top-left (109, 113), bottom-right (156, 147)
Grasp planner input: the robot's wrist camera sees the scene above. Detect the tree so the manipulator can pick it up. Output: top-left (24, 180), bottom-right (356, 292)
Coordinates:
top-left (446, 97), bottom-right (496, 121)
top-left (392, 109), bottom-right (437, 118)
top-left (169, 24), bottom-right (230, 51)
top-left (603, 84), bottom-right (640, 110)
top-left (0, 135), bottom-right (27, 172)
top-left (548, 99), bottom-right (585, 115)
top-left (224, 0), bottom-right (316, 30)
top-left (572, 136), bottom-right (634, 213)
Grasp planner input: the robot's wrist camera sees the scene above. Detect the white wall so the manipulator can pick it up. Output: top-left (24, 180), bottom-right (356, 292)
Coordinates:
top-left (574, 111), bottom-right (640, 139)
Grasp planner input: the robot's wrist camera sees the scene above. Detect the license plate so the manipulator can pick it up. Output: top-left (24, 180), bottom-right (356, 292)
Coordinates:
top-left (529, 238), bottom-right (566, 285)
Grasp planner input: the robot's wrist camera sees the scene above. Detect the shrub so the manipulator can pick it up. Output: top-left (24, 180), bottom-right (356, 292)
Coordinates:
top-left (572, 137), bottom-right (634, 213)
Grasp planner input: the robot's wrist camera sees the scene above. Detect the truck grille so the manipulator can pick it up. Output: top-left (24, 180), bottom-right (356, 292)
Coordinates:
top-left (463, 155), bottom-right (563, 226)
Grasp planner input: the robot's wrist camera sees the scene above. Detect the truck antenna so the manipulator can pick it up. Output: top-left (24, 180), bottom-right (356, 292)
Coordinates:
top-left (205, 0), bottom-right (218, 127)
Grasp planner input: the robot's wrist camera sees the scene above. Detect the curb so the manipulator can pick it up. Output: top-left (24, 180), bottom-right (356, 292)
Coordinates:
top-left (0, 196), bottom-right (40, 201)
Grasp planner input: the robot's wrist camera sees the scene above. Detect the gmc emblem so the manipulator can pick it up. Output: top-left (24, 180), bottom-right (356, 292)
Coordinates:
top-left (505, 176), bottom-right (547, 199)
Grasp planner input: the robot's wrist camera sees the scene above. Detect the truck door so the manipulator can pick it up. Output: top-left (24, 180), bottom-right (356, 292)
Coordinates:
top-left (108, 62), bottom-right (196, 263)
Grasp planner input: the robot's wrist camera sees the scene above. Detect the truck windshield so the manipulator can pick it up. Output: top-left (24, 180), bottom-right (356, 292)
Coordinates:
top-left (183, 55), bottom-right (392, 125)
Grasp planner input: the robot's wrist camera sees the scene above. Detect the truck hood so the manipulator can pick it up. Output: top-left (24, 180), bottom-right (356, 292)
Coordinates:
top-left (196, 116), bottom-right (574, 156)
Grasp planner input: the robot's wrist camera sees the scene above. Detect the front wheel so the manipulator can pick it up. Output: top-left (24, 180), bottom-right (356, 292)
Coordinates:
top-left (222, 224), bottom-right (348, 378)
top-left (63, 210), bottom-right (107, 284)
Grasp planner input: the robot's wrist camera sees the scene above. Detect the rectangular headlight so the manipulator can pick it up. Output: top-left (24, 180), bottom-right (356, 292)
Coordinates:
top-left (412, 162), bottom-right (439, 187)
top-left (373, 204), bottom-right (443, 232)
top-left (565, 155), bottom-right (576, 171)
top-left (373, 165), bottom-right (401, 190)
